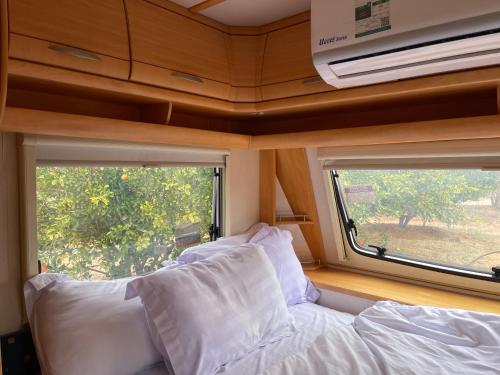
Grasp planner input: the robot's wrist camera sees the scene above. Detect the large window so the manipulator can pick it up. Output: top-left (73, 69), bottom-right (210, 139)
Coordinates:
top-left (37, 166), bottom-right (222, 280)
top-left (333, 169), bottom-right (500, 281)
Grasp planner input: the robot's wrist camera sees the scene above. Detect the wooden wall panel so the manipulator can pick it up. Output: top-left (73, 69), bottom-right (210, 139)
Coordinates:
top-left (0, 0), bottom-right (7, 125)
top-left (276, 148), bottom-right (326, 264)
top-left (0, 133), bottom-right (23, 334)
top-left (259, 150), bottom-right (276, 225)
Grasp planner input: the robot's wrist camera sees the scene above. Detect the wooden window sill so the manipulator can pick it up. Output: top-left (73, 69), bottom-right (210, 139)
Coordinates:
top-left (304, 267), bottom-right (500, 315)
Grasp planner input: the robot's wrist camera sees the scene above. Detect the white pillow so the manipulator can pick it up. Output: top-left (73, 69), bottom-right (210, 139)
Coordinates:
top-left (249, 226), bottom-right (320, 305)
top-left (24, 273), bottom-right (72, 322)
top-left (28, 277), bottom-right (161, 375)
top-left (161, 222), bottom-right (269, 267)
top-left (127, 244), bottom-right (294, 375)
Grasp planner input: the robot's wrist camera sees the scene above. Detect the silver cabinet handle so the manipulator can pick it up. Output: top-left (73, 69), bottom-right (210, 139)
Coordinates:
top-left (302, 76), bottom-right (324, 85)
top-left (48, 44), bottom-right (100, 61)
top-left (171, 71), bottom-right (203, 84)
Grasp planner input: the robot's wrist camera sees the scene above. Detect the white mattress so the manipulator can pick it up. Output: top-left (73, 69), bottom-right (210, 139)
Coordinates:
top-left (136, 303), bottom-right (354, 375)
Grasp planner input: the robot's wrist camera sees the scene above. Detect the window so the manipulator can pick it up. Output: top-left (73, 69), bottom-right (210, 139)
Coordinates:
top-left (332, 169), bottom-right (500, 281)
top-left (37, 166), bottom-right (222, 280)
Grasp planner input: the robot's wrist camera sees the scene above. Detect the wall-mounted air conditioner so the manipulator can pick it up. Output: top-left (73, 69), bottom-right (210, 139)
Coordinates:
top-left (312, 0), bottom-right (500, 88)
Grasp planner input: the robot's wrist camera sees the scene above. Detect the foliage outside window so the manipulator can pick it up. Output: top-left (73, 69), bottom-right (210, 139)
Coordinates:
top-left (335, 169), bottom-right (500, 278)
top-left (37, 166), bottom-right (217, 280)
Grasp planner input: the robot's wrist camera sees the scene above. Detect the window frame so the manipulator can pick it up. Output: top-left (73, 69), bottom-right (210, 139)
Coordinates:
top-left (330, 170), bottom-right (500, 283)
top-left (18, 136), bottom-right (229, 283)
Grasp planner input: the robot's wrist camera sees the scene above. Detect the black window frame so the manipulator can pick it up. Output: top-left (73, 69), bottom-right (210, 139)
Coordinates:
top-left (330, 170), bottom-right (500, 283)
top-left (210, 167), bottom-right (224, 241)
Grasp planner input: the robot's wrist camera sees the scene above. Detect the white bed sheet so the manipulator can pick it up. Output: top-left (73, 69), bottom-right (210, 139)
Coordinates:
top-left (136, 303), bottom-right (354, 375)
top-left (263, 301), bottom-right (500, 375)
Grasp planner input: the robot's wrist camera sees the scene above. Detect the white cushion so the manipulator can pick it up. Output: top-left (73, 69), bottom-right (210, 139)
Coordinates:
top-left (249, 226), bottom-right (319, 305)
top-left (127, 244), bottom-right (294, 375)
top-left (161, 222), bottom-right (269, 267)
top-left (29, 278), bottom-right (161, 375)
top-left (24, 273), bottom-right (72, 322)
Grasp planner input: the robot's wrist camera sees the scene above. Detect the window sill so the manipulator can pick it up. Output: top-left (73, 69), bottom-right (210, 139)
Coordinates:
top-left (305, 267), bottom-right (500, 314)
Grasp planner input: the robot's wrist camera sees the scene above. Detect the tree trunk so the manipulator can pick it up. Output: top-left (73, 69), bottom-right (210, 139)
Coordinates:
top-left (492, 189), bottom-right (500, 209)
top-left (399, 214), bottom-right (415, 228)
top-left (398, 216), bottom-right (405, 227)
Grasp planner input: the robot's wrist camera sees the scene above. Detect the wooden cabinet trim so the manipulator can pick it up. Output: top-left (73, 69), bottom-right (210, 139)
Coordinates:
top-left (11, 32), bottom-right (131, 62)
top-left (260, 75), bottom-right (335, 101)
top-left (9, 34), bottom-right (130, 80)
top-left (0, 107), bottom-right (251, 149)
top-left (130, 61), bottom-right (232, 101)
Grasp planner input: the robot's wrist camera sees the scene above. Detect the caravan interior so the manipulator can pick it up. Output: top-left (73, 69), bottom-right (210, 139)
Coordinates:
top-left (0, 0), bottom-right (500, 374)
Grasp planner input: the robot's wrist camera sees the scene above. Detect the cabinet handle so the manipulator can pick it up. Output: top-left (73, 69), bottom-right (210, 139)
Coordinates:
top-left (48, 44), bottom-right (100, 61)
top-left (302, 76), bottom-right (324, 85)
top-left (171, 71), bottom-right (203, 84)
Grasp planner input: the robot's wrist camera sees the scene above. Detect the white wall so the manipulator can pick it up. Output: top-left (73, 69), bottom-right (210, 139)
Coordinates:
top-left (226, 149), bottom-right (260, 235)
top-left (0, 132), bottom-right (22, 335)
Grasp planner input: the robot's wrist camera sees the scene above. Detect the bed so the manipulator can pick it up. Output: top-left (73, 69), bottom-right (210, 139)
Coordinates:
top-left (24, 225), bottom-right (500, 375)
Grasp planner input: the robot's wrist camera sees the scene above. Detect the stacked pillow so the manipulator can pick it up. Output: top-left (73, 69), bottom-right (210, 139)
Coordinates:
top-left (169, 224), bottom-right (320, 306)
top-left (127, 244), bottom-right (295, 375)
top-left (25, 224), bottom-right (318, 375)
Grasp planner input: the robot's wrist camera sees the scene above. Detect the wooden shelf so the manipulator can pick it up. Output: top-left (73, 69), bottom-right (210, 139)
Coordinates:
top-left (275, 214), bottom-right (313, 225)
top-left (305, 267), bottom-right (500, 314)
top-left (276, 220), bottom-right (314, 225)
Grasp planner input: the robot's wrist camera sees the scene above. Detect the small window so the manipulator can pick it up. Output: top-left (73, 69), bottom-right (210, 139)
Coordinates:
top-left (37, 166), bottom-right (222, 280)
top-left (332, 169), bottom-right (500, 281)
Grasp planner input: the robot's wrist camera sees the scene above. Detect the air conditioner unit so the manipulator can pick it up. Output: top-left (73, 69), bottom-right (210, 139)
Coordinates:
top-left (311, 0), bottom-right (500, 88)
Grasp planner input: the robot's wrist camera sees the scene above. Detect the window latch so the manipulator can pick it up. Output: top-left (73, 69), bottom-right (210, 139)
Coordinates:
top-left (347, 219), bottom-right (358, 236)
top-left (368, 245), bottom-right (387, 257)
top-left (492, 266), bottom-right (500, 278)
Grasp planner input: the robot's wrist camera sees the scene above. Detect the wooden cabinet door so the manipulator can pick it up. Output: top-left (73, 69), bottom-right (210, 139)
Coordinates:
top-left (261, 22), bottom-right (318, 86)
top-left (126, 0), bottom-right (230, 84)
top-left (9, 0), bottom-right (130, 79)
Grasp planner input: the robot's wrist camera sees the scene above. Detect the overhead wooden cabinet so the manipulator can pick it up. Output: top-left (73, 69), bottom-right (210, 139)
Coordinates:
top-left (260, 22), bottom-right (334, 100)
top-left (126, 0), bottom-right (232, 100)
top-left (8, 0), bottom-right (130, 79)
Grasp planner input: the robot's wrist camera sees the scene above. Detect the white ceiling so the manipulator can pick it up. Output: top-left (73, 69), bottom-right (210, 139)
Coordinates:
top-left (171, 0), bottom-right (311, 26)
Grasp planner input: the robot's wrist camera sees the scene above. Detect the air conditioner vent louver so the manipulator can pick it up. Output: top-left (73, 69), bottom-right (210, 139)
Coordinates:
top-left (328, 28), bottom-right (500, 66)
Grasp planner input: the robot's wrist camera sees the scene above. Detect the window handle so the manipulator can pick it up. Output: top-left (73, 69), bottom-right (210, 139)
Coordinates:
top-left (369, 245), bottom-right (387, 256)
top-left (493, 266), bottom-right (500, 278)
top-left (347, 219), bottom-right (358, 236)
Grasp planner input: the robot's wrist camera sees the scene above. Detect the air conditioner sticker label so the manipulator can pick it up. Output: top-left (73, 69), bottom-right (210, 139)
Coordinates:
top-left (355, 0), bottom-right (391, 38)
